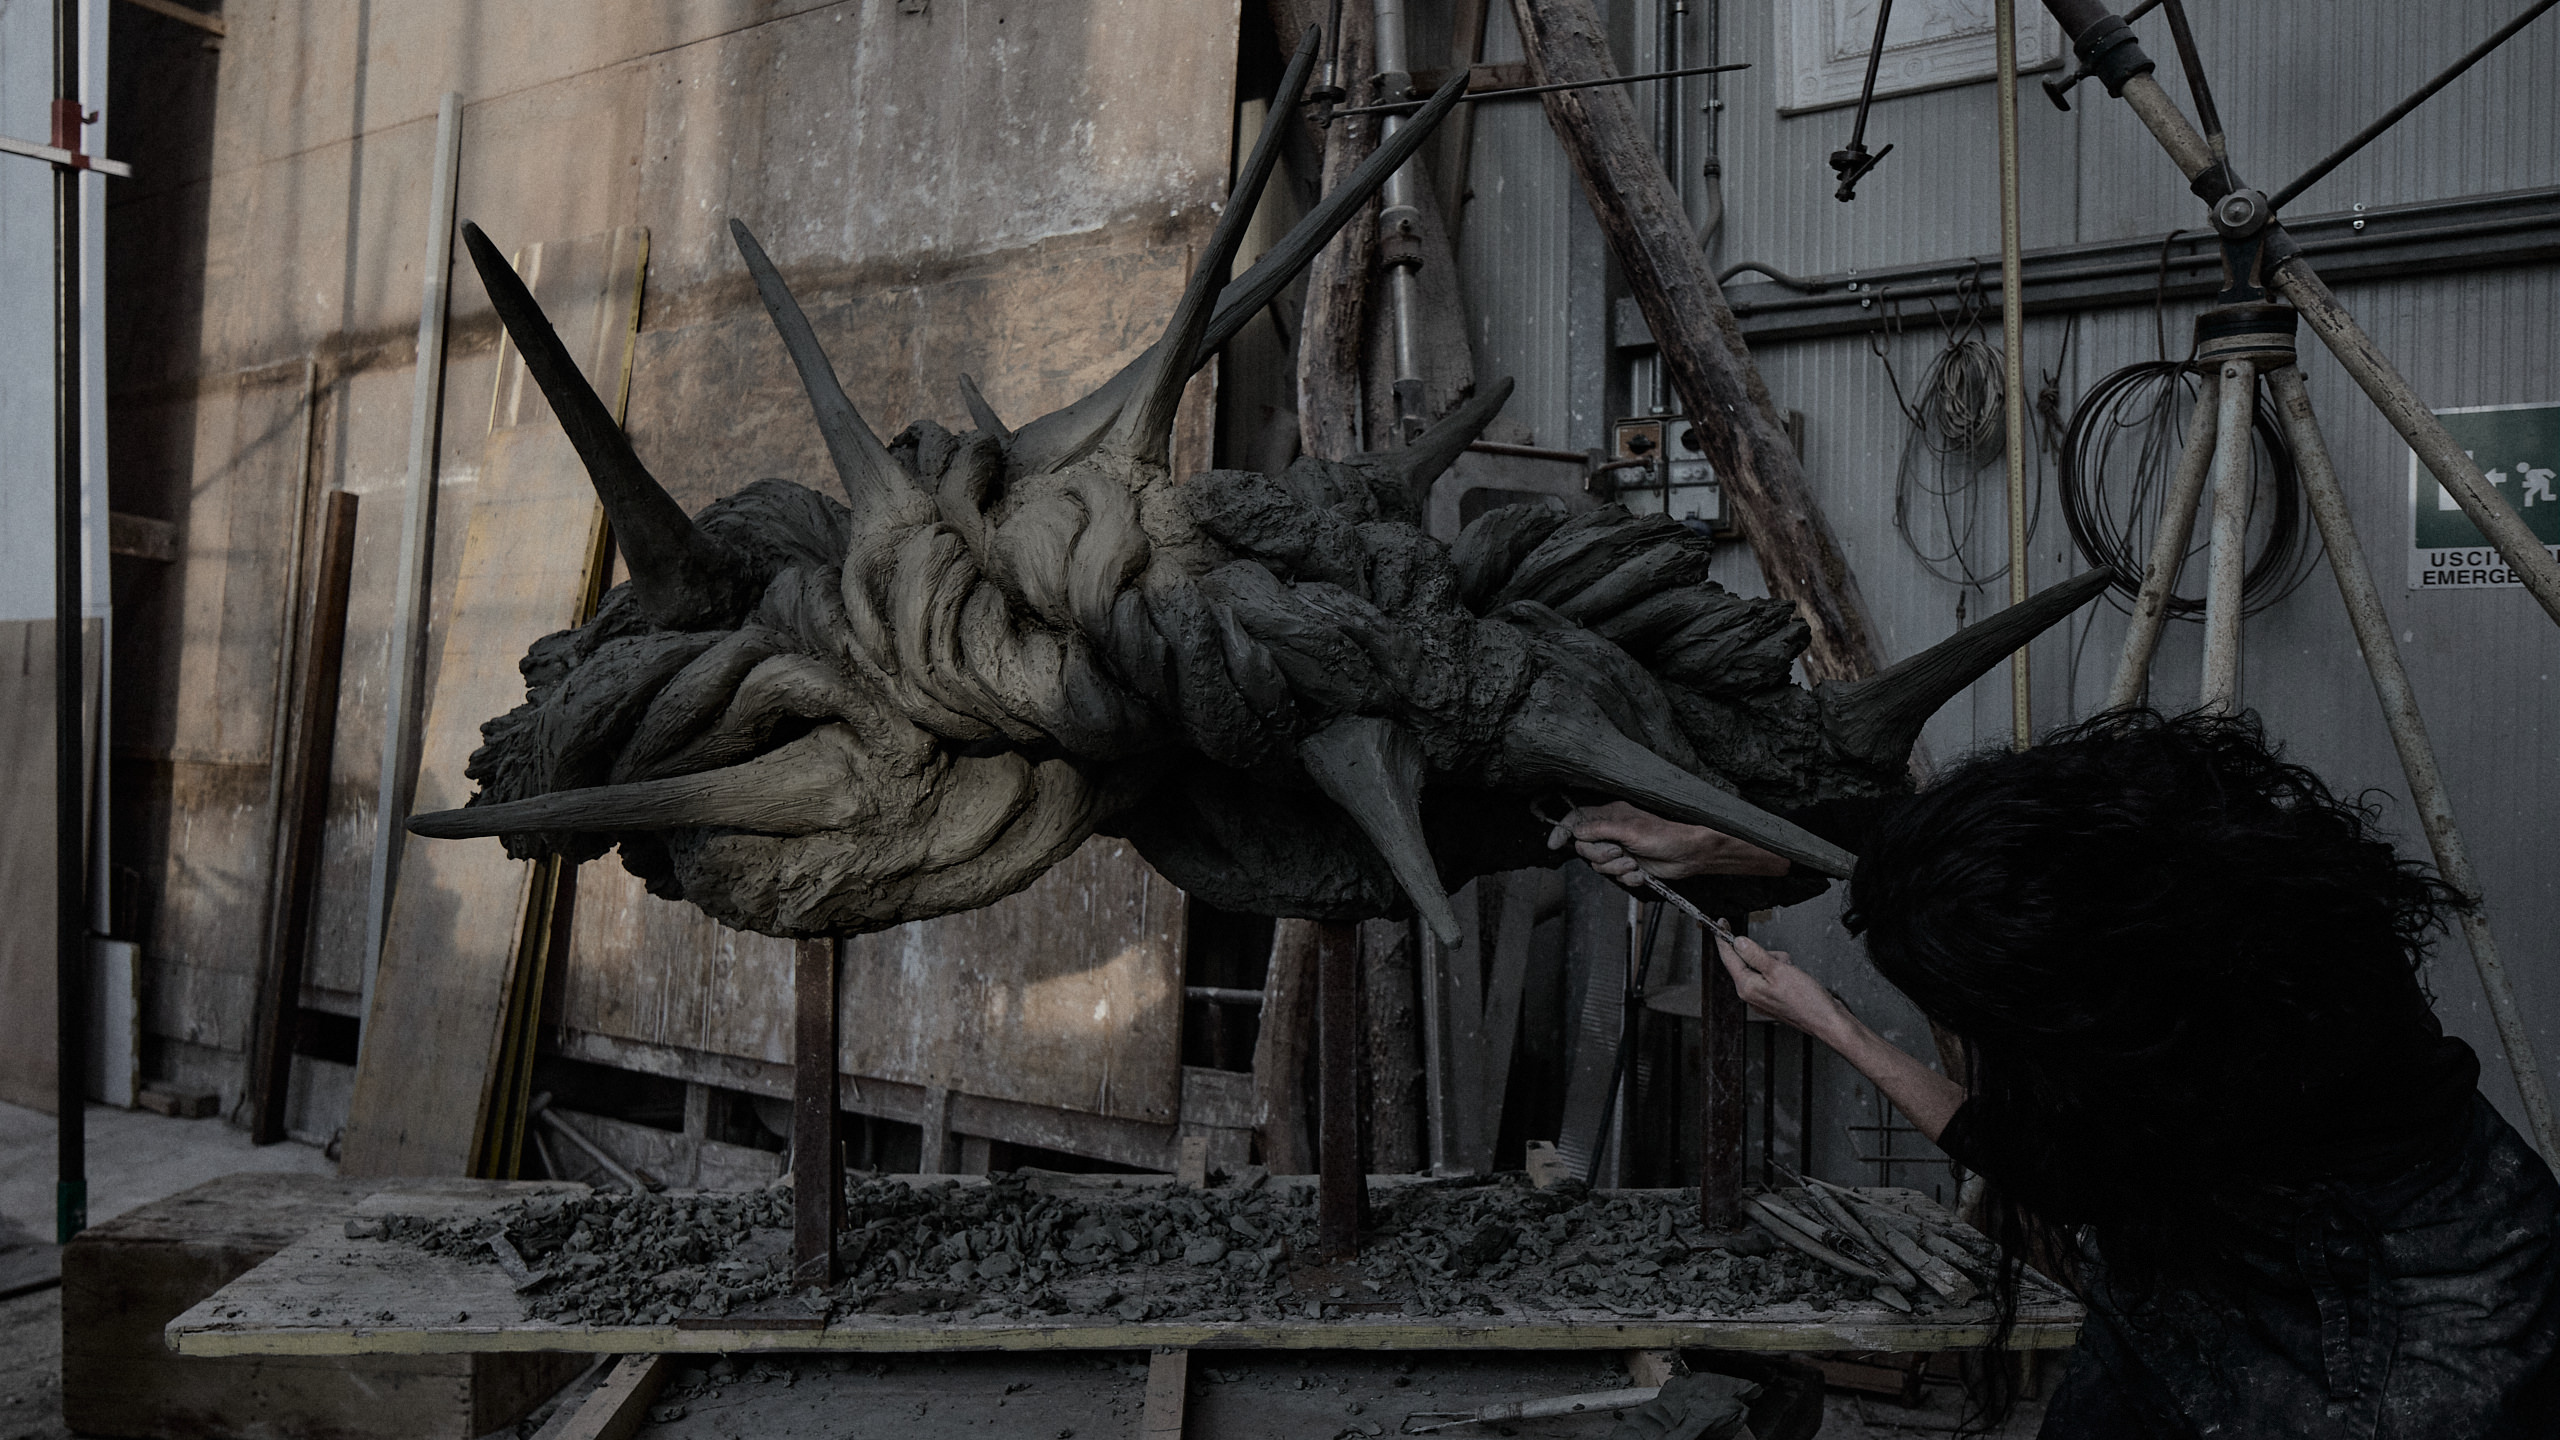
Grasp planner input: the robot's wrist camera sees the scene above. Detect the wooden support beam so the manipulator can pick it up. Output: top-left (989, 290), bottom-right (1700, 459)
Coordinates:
top-left (550, 1354), bottom-right (672, 1440)
top-left (1252, 921), bottom-right (1318, 1174)
top-left (1507, 0), bottom-right (1885, 685)
top-left (1362, 921), bottom-right (1427, 1174)
top-left (1297, 6), bottom-right (1378, 463)
top-left (1316, 920), bottom-right (1364, 1257)
top-left (1143, 1347), bottom-right (1191, 1439)
top-left (792, 938), bottom-right (840, 1286)
top-left (249, 491), bottom-right (358, 1145)
top-left (1700, 926), bottom-right (1748, 1230)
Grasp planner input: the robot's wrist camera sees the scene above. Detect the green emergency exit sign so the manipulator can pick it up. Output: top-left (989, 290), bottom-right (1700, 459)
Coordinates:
top-left (2408, 402), bottom-right (2560, 590)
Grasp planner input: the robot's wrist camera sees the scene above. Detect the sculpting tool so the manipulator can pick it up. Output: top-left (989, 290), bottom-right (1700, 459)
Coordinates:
top-left (1531, 796), bottom-right (1740, 946)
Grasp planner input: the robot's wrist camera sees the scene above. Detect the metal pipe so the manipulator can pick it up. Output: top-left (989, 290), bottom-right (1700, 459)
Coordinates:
top-left (53, 0), bottom-right (87, 1246)
top-left (361, 93), bottom-right (463, 1046)
top-left (2271, 258), bottom-right (2560, 628)
top-left (2264, 364), bottom-right (2560, 1169)
top-left (1326, 59), bottom-right (1753, 118)
top-left (2272, 0), bottom-right (2560, 212)
top-left (1996, 0), bottom-right (2032, 749)
top-left (1371, 0), bottom-right (1428, 443)
top-left (2197, 360), bottom-right (2257, 712)
top-left (2106, 367), bottom-right (2220, 708)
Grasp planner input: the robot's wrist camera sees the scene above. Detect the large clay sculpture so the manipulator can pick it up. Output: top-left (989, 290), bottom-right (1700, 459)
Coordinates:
top-left (408, 32), bottom-right (2107, 942)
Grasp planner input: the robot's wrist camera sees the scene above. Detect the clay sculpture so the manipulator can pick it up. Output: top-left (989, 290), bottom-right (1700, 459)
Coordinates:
top-left (407, 31), bottom-right (2108, 943)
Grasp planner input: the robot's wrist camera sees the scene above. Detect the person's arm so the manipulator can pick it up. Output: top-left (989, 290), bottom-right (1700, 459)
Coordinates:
top-left (1711, 931), bottom-right (1966, 1143)
top-left (1545, 800), bottom-right (1791, 883)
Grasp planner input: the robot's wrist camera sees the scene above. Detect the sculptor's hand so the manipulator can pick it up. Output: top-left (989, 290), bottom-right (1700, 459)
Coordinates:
top-left (1543, 800), bottom-right (1791, 887)
top-left (1713, 931), bottom-right (1853, 1043)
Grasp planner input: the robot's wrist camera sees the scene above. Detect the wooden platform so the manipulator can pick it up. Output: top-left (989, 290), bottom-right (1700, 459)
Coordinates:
top-left (167, 1179), bottom-right (2081, 1360)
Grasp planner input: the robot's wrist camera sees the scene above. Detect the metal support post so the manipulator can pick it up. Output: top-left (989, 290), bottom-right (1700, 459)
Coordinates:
top-left (2262, 365), bottom-right (2560, 1168)
top-left (52, 0), bottom-right (87, 1246)
top-left (2105, 366), bottom-right (2220, 708)
top-left (1370, 0), bottom-right (1429, 442)
top-left (792, 938), bottom-right (842, 1285)
top-left (1699, 921), bottom-right (1747, 1229)
top-left (1995, 0), bottom-right (2032, 747)
top-left (2196, 359), bottom-right (2258, 712)
top-left (1316, 919), bottom-right (1365, 1258)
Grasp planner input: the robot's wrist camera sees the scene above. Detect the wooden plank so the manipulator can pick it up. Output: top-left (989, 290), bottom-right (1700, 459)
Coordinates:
top-left (1142, 1348), bottom-right (1190, 1439)
top-left (1700, 930), bottom-right (1748, 1230)
top-left (1361, 920), bottom-right (1426, 1174)
top-left (793, 939), bottom-right (840, 1285)
top-left (0, 618), bottom-right (101, 1114)
top-left (251, 490), bottom-right (361, 1144)
top-left (164, 1181), bottom-right (2079, 1359)
top-left (1295, 0), bottom-right (1376, 464)
top-left (344, 229), bottom-right (646, 1178)
top-left (1317, 921), bottom-right (1364, 1257)
top-left (550, 1355), bottom-right (673, 1440)
top-left (1251, 919), bottom-right (1318, 1173)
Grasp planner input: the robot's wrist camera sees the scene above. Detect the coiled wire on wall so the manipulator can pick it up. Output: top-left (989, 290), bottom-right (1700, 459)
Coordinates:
top-left (2057, 361), bottom-right (2320, 619)
top-left (1875, 275), bottom-right (2043, 597)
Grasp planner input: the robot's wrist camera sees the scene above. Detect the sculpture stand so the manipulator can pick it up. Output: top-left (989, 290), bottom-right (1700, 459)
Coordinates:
top-left (794, 937), bottom-right (841, 1285)
top-left (1316, 919), bottom-right (1367, 1258)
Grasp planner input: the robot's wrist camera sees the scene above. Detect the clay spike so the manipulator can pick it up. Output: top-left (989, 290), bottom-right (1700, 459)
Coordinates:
top-left (1099, 25), bottom-right (1318, 470)
top-left (1005, 45), bottom-right (1466, 474)
top-left (462, 223), bottom-right (743, 627)
top-left (1358, 378), bottom-right (1514, 511)
top-left (957, 373), bottom-right (1012, 443)
top-left (1506, 683), bottom-right (1859, 878)
top-left (1297, 716), bottom-right (1463, 946)
top-left (729, 219), bottom-right (926, 519)
top-left (408, 736), bottom-right (856, 840)
top-left (1818, 569), bottom-right (2114, 769)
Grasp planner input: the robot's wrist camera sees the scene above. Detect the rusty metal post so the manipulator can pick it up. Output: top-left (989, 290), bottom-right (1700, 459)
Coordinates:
top-left (1700, 923), bottom-right (1747, 1229)
top-left (2106, 366), bottom-right (2220, 709)
top-left (2265, 365), bottom-right (2560, 1168)
top-left (792, 937), bottom-right (841, 1285)
top-left (1316, 919), bottom-right (1365, 1257)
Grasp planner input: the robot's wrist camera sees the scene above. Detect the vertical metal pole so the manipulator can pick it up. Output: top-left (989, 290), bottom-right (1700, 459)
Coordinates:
top-left (53, 0), bottom-right (87, 1246)
top-left (1316, 919), bottom-right (1364, 1258)
top-left (1995, 0), bottom-right (2032, 749)
top-left (360, 93), bottom-right (463, 1043)
top-left (2106, 367), bottom-right (2221, 709)
top-left (1699, 924), bottom-right (1746, 1229)
top-left (2264, 365), bottom-right (2560, 1168)
top-left (793, 938), bottom-right (842, 1285)
top-left (1370, 0), bottom-right (1428, 442)
top-left (2198, 360), bottom-right (2257, 712)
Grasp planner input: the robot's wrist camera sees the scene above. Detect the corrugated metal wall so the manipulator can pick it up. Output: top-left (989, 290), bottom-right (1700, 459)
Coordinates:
top-left (1440, 0), bottom-right (2559, 1191)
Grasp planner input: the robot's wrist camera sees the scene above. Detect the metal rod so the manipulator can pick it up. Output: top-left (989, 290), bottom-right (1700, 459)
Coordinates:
top-left (1847, 0), bottom-right (1895, 154)
top-left (2264, 364), bottom-right (2560, 1168)
top-left (2271, 0), bottom-right (2560, 212)
top-left (361, 92), bottom-right (462, 1046)
top-left (1372, 0), bottom-right (1428, 443)
top-left (2106, 366), bottom-right (2221, 708)
top-left (53, 0), bottom-right (87, 1247)
top-left (1325, 59), bottom-right (1752, 117)
top-left (2197, 360), bottom-right (2258, 712)
top-left (2155, 0), bottom-right (2226, 166)
top-left (1185, 985), bottom-right (1268, 1007)
top-left (1587, 900), bottom-right (1665, 1183)
top-left (1996, 0), bottom-right (2032, 749)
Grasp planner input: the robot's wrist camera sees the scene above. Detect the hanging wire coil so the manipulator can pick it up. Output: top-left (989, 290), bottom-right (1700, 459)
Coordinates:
top-left (2058, 360), bottom-right (2318, 618)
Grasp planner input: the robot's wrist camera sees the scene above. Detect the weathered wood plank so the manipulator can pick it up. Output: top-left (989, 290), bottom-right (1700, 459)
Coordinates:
top-left (343, 230), bottom-right (646, 1178)
top-left (549, 1355), bottom-right (672, 1440)
top-left (1142, 1348), bottom-right (1191, 1438)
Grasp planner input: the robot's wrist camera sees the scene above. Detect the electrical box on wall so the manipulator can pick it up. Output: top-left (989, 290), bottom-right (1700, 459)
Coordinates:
top-left (1608, 416), bottom-right (1721, 533)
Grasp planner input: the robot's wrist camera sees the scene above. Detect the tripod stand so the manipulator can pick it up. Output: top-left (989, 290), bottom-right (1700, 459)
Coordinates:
top-left (2065, 0), bottom-right (2560, 1166)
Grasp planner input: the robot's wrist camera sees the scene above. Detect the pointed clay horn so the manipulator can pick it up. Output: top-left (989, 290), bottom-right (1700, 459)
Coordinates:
top-left (1005, 42), bottom-right (1468, 474)
top-left (463, 222), bottom-right (745, 627)
top-left (1504, 678), bottom-right (1860, 878)
top-left (729, 219), bottom-right (929, 523)
top-left (1357, 378), bottom-right (1514, 512)
top-left (1099, 26), bottom-right (1319, 470)
top-left (1818, 569), bottom-right (2114, 769)
top-left (957, 373), bottom-right (1012, 443)
top-left (408, 729), bottom-right (865, 840)
top-left (1298, 716), bottom-right (1462, 946)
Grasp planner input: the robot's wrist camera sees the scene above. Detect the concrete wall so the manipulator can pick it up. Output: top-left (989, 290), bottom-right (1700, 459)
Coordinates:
top-left (108, 0), bottom-right (1243, 1123)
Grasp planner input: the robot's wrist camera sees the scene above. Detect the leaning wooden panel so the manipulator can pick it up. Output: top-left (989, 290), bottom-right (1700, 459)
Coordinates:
top-left (840, 836), bottom-right (1187, 1125)
top-left (344, 230), bottom-right (645, 1178)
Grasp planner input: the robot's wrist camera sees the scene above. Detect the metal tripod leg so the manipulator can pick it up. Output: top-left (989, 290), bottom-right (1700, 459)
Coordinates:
top-left (2198, 359), bottom-right (2261, 713)
top-left (2108, 366), bottom-right (2222, 709)
top-left (2265, 363), bottom-right (2560, 1169)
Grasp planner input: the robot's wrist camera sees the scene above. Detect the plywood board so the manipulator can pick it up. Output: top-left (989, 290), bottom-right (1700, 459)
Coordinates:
top-left (343, 228), bottom-right (645, 1178)
top-left (164, 1181), bottom-right (2080, 1359)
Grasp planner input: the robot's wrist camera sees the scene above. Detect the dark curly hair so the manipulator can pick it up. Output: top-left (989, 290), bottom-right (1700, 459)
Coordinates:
top-left (1845, 709), bottom-right (2469, 1421)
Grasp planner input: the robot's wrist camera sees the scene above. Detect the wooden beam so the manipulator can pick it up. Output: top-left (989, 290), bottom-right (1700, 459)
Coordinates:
top-left (1252, 921), bottom-right (1318, 1173)
top-left (1297, 7), bottom-right (1378, 462)
top-left (1699, 927), bottom-right (1748, 1230)
top-left (1143, 1347), bottom-right (1191, 1438)
top-left (1361, 921), bottom-right (1426, 1173)
top-left (549, 1354), bottom-right (671, 1440)
top-left (1316, 920), bottom-right (1364, 1257)
top-left (1507, 0), bottom-right (1885, 685)
top-left (115, 0), bottom-right (224, 37)
top-left (792, 939), bottom-right (840, 1286)
top-left (249, 491), bottom-right (358, 1145)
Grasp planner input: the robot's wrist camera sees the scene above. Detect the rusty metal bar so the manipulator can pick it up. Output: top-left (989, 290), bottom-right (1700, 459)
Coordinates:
top-left (793, 937), bottom-right (842, 1285)
top-left (2264, 365), bottom-right (2560, 1168)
